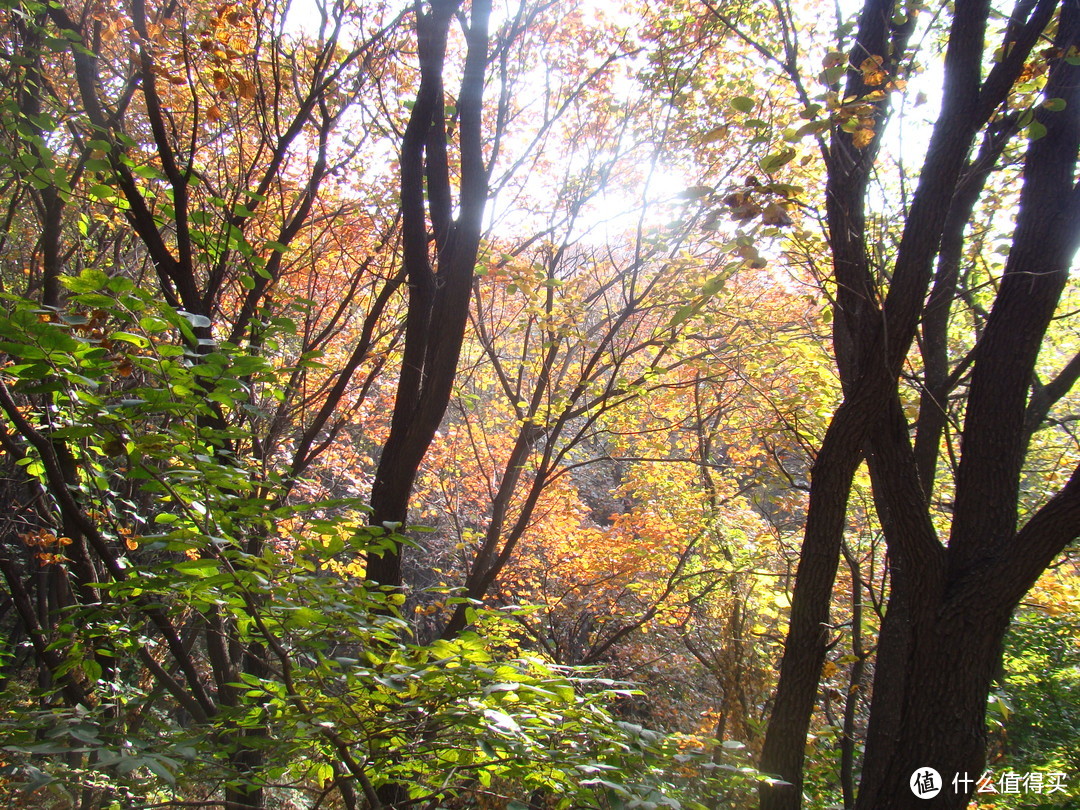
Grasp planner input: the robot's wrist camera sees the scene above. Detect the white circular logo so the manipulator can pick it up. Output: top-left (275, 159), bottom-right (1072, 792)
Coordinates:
top-left (910, 767), bottom-right (942, 798)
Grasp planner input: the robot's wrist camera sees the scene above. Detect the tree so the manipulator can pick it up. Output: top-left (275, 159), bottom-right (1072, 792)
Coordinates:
top-left (0, 2), bottom-right (401, 804)
top-left (992, 567), bottom-right (1080, 807)
top-left (681, 0), bottom-right (1080, 807)
top-left (4, 0), bottom-right (1076, 807)
top-left (0, 1), bottom-right (779, 807)
top-left (366, 0), bottom-right (493, 588)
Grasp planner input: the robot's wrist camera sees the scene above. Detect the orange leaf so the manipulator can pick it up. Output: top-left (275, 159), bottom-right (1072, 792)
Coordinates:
top-left (860, 55), bottom-right (887, 86)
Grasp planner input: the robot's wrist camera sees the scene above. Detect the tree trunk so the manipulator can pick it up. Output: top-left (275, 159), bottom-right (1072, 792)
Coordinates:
top-left (368, 0), bottom-right (492, 588)
top-left (855, 587), bottom-right (1012, 809)
top-left (758, 0), bottom-right (1080, 807)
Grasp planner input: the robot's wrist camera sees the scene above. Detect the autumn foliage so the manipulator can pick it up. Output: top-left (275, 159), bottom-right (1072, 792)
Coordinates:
top-left (0, 1), bottom-right (1077, 809)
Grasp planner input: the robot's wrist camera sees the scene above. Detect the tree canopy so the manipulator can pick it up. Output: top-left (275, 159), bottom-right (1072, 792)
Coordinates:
top-left (0, 1), bottom-right (1077, 809)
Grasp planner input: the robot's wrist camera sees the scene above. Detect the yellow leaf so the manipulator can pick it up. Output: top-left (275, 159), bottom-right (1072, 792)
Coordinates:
top-left (699, 125), bottom-right (729, 144)
top-left (852, 126), bottom-right (876, 148)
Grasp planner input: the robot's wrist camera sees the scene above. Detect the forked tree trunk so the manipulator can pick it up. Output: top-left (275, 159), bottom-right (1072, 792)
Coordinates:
top-left (368, 0), bottom-right (492, 589)
top-left (758, 0), bottom-right (1080, 808)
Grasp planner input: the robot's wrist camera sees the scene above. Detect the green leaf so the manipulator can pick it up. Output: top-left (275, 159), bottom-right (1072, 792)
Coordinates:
top-left (701, 271), bottom-right (730, 297)
top-left (759, 148), bottom-right (797, 173)
top-left (83, 659), bottom-right (102, 685)
top-left (64, 269), bottom-right (110, 292)
top-left (820, 64), bottom-right (847, 85)
top-left (139, 315), bottom-right (171, 333)
top-left (142, 755), bottom-right (177, 785)
top-left (68, 723), bottom-right (100, 744)
top-left (110, 331), bottom-right (150, 349)
top-left (174, 559), bottom-right (219, 577)
top-left (310, 761), bottom-right (334, 784)
top-left (132, 164), bottom-right (164, 180)
top-left (667, 302), bottom-right (698, 329)
top-left (483, 708), bottom-right (521, 734)
top-left (178, 310), bottom-right (212, 329)
top-left (729, 96), bottom-right (755, 113)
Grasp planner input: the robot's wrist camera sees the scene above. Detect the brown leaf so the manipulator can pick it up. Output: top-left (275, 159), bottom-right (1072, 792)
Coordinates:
top-left (729, 201), bottom-right (761, 221)
top-left (680, 185), bottom-right (714, 199)
top-left (762, 202), bottom-right (793, 227)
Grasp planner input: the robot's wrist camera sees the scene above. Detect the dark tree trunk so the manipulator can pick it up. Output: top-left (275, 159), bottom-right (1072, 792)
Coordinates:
top-left (758, 0), bottom-right (1080, 808)
top-left (854, 597), bottom-right (1011, 809)
top-left (367, 0), bottom-right (493, 588)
